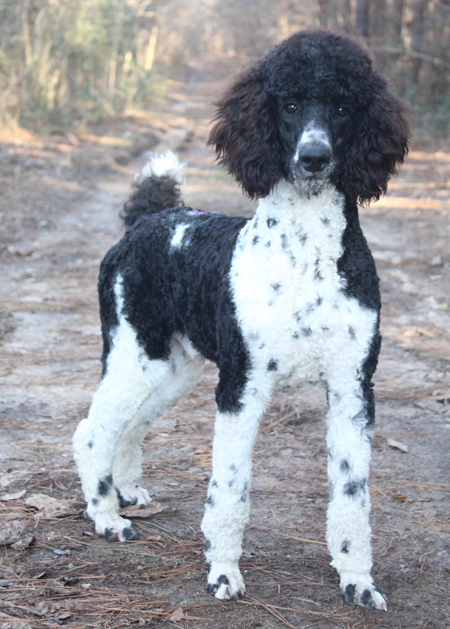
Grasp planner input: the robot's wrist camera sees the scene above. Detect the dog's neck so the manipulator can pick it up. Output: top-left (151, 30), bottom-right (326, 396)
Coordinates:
top-left (254, 179), bottom-right (346, 232)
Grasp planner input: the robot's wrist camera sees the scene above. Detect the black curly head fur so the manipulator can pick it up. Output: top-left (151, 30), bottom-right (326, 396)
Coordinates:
top-left (208, 30), bottom-right (409, 202)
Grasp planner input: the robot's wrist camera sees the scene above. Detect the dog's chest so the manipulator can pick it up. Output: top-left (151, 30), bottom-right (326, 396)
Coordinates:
top-left (230, 185), bottom-right (367, 387)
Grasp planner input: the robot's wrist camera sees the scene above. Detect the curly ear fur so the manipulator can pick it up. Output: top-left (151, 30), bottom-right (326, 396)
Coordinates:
top-left (337, 79), bottom-right (409, 204)
top-left (208, 67), bottom-right (283, 199)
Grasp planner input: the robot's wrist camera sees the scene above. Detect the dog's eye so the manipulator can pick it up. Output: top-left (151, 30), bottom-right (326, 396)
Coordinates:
top-left (337, 106), bottom-right (348, 117)
top-left (284, 103), bottom-right (297, 114)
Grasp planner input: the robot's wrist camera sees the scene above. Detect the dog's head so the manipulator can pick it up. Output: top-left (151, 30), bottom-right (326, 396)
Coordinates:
top-left (208, 30), bottom-right (409, 203)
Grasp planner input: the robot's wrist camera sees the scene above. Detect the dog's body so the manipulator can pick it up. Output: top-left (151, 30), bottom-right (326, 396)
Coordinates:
top-left (73, 31), bottom-right (408, 611)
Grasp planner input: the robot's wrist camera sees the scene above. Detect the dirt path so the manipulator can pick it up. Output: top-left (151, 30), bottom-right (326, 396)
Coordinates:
top-left (0, 60), bottom-right (449, 629)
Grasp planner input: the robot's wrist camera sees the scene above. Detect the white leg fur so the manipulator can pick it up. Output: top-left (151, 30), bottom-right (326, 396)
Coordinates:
top-left (74, 335), bottom-right (204, 540)
top-left (326, 369), bottom-right (387, 611)
top-left (73, 276), bottom-right (204, 541)
top-left (73, 315), bottom-right (169, 540)
top-left (201, 377), bottom-right (270, 600)
top-left (113, 338), bottom-right (204, 506)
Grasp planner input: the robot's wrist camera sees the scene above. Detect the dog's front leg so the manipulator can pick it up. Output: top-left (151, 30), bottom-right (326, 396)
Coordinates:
top-left (325, 374), bottom-right (387, 611)
top-left (201, 382), bottom-right (266, 601)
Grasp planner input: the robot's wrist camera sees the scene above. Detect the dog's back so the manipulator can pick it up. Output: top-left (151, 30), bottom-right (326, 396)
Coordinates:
top-left (98, 153), bottom-right (248, 375)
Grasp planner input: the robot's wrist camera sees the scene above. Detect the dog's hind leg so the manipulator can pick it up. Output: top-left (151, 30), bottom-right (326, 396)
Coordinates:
top-left (112, 335), bottom-right (205, 508)
top-left (74, 331), bottom-right (204, 542)
top-left (73, 315), bottom-right (171, 542)
top-left (201, 371), bottom-right (271, 601)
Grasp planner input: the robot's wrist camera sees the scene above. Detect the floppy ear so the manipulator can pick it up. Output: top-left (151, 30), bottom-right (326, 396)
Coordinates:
top-left (338, 82), bottom-right (409, 204)
top-left (208, 65), bottom-right (283, 199)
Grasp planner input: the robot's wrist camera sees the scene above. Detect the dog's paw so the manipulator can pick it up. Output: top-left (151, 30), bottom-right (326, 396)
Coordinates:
top-left (206, 562), bottom-right (245, 601)
top-left (340, 572), bottom-right (387, 611)
top-left (116, 485), bottom-right (151, 509)
top-left (94, 513), bottom-right (140, 543)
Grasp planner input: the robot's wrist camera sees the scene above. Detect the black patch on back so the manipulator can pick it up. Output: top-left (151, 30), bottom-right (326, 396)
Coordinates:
top-left (99, 209), bottom-right (251, 414)
top-left (267, 359), bottom-right (278, 371)
top-left (267, 218), bottom-right (278, 228)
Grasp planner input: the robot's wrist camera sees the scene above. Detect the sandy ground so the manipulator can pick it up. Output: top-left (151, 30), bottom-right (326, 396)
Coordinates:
top-left (0, 60), bottom-right (449, 629)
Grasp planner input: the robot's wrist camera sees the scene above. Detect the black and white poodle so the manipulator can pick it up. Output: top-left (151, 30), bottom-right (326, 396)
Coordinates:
top-left (73, 30), bottom-right (408, 611)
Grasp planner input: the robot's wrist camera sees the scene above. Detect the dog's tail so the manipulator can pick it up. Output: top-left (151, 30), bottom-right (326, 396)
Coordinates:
top-left (121, 151), bottom-right (185, 228)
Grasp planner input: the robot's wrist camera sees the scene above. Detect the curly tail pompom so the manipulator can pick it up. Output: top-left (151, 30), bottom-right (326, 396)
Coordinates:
top-left (121, 151), bottom-right (185, 227)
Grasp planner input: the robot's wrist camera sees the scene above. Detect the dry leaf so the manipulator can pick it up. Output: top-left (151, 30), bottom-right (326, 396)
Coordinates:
top-left (433, 388), bottom-right (450, 405)
top-left (0, 470), bottom-right (25, 489)
top-left (25, 493), bottom-right (79, 518)
top-left (26, 493), bottom-right (58, 509)
top-left (169, 607), bottom-right (184, 622)
top-left (0, 519), bottom-right (29, 545)
top-left (11, 535), bottom-right (35, 551)
top-left (1, 489), bottom-right (26, 501)
top-left (119, 501), bottom-right (165, 518)
top-left (387, 438), bottom-right (408, 453)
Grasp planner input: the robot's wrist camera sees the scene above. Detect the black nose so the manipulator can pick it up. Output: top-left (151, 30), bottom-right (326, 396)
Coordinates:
top-left (298, 143), bottom-right (332, 173)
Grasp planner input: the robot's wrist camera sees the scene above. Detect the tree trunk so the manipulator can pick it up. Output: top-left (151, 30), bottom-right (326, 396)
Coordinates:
top-left (392, 0), bottom-right (405, 45)
top-left (411, 0), bottom-right (431, 85)
top-left (356, 0), bottom-right (369, 38)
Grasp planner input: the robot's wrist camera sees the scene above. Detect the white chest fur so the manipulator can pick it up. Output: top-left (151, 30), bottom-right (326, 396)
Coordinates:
top-left (230, 182), bottom-right (377, 389)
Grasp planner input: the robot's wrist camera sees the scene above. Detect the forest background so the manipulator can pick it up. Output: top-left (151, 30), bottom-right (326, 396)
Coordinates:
top-left (0, 0), bottom-right (449, 141)
top-left (1, 2), bottom-right (450, 628)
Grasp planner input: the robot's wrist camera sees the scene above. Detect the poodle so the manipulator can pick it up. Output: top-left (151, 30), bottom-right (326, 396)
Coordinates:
top-left (73, 30), bottom-right (409, 611)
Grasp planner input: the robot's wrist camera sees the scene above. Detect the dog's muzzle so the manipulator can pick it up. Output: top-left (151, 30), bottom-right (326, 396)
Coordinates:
top-left (297, 142), bottom-right (332, 173)
top-left (292, 124), bottom-right (333, 180)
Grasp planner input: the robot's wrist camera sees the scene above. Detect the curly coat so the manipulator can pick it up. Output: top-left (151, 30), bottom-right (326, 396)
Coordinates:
top-left (73, 30), bottom-right (409, 612)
